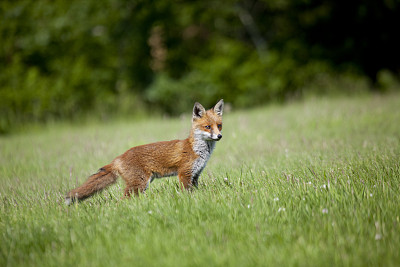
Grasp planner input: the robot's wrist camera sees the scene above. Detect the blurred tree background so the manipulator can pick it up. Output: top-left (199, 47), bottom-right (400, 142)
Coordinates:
top-left (1, 0), bottom-right (399, 133)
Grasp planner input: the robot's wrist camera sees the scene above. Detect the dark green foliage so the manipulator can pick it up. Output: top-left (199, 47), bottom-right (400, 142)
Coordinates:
top-left (1, 0), bottom-right (399, 133)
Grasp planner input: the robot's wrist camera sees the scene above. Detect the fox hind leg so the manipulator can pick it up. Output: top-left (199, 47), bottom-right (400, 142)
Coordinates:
top-left (122, 172), bottom-right (151, 198)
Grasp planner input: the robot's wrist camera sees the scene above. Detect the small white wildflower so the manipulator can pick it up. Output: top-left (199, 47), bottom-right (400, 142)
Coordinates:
top-left (322, 208), bottom-right (328, 214)
top-left (223, 177), bottom-right (231, 185)
top-left (307, 181), bottom-right (312, 185)
top-left (321, 184), bottom-right (327, 189)
top-left (148, 210), bottom-right (152, 214)
top-left (273, 197), bottom-right (279, 202)
top-left (370, 193), bottom-right (373, 197)
top-left (247, 204), bottom-right (251, 209)
top-left (278, 207), bottom-right (286, 212)
top-left (302, 197), bottom-right (305, 201)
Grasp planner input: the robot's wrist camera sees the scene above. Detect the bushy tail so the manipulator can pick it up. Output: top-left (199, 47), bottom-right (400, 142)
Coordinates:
top-left (65, 164), bottom-right (118, 205)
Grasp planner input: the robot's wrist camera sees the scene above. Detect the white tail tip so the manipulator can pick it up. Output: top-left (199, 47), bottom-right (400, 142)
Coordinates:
top-left (65, 197), bottom-right (72, 206)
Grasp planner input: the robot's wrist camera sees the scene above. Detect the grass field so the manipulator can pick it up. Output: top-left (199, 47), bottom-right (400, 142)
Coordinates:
top-left (1, 93), bottom-right (400, 266)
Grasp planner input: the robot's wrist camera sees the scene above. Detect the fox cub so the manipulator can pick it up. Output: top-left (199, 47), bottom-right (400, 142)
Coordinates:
top-left (65, 99), bottom-right (224, 205)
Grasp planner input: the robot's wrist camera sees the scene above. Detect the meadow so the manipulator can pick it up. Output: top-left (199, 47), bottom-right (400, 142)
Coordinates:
top-left (1, 93), bottom-right (399, 266)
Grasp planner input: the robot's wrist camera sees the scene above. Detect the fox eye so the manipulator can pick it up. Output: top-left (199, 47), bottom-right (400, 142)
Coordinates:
top-left (205, 125), bottom-right (211, 129)
top-left (218, 124), bottom-right (222, 129)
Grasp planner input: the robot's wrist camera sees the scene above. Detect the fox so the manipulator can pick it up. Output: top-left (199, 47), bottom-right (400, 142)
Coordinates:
top-left (65, 99), bottom-right (224, 205)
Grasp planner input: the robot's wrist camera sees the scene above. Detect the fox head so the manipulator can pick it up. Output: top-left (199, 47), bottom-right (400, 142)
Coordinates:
top-left (192, 99), bottom-right (224, 141)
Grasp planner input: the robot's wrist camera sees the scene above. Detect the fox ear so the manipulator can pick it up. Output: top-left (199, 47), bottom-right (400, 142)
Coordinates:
top-left (193, 102), bottom-right (206, 120)
top-left (213, 99), bottom-right (224, 116)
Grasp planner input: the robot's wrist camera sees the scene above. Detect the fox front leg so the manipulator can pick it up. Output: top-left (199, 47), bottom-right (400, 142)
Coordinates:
top-left (178, 172), bottom-right (194, 191)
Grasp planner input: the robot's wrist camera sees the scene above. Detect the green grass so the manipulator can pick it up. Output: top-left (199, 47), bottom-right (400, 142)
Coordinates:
top-left (1, 94), bottom-right (400, 266)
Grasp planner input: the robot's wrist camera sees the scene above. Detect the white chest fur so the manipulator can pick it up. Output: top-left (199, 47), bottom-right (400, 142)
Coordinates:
top-left (192, 138), bottom-right (216, 177)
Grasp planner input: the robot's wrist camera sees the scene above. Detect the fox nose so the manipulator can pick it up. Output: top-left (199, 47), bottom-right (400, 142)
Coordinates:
top-left (217, 134), bottom-right (222, 139)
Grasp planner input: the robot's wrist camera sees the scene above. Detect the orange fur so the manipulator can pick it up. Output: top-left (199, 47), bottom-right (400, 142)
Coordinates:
top-left (65, 100), bottom-right (224, 204)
